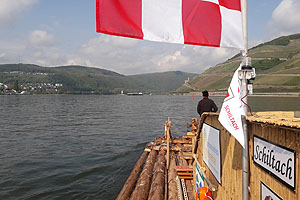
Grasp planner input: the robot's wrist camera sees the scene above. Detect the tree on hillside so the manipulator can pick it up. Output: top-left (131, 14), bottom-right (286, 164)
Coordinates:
top-left (13, 80), bottom-right (19, 92)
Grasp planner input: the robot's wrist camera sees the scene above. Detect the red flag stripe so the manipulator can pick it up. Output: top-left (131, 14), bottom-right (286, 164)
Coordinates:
top-left (219, 0), bottom-right (241, 11)
top-left (97, 0), bottom-right (143, 39)
top-left (182, 0), bottom-right (221, 47)
top-left (96, 0), bottom-right (100, 32)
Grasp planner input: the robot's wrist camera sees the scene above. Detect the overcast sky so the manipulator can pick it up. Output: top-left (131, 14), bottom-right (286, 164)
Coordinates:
top-left (0, 0), bottom-right (299, 75)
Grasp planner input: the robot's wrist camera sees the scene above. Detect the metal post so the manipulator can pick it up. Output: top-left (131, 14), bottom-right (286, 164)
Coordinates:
top-left (241, 56), bottom-right (251, 200)
top-left (242, 0), bottom-right (248, 55)
top-left (241, 0), bottom-right (249, 198)
top-left (242, 76), bottom-right (249, 200)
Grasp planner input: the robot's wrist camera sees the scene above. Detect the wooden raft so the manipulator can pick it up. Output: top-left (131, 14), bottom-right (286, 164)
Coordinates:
top-left (116, 119), bottom-right (199, 200)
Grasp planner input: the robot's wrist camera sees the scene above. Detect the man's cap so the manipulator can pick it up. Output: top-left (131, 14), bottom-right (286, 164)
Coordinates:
top-left (202, 90), bottom-right (209, 97)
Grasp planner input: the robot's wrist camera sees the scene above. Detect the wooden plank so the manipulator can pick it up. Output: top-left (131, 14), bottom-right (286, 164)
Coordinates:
top-left (177, 172), bottom-right (193, 176)
top-left (175, 166), bottom-right (193, 171)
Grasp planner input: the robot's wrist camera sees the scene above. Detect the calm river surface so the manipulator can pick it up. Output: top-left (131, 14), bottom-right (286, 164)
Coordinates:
top-left (1, 95), bottom-right (299, 200)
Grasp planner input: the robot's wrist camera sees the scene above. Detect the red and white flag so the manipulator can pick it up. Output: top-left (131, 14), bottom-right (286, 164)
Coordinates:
top-left (96, 0), bottom-right (244, 49)
top-left (218, 65), bottom-right (246, 148)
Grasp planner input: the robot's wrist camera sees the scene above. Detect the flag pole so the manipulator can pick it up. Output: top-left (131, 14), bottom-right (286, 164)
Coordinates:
top-left (241, 67), bottom-right (249, 200)
top-left (241, 0), bottom-right (249, 199)
top-left (242, 0), bottom-right (248, 56)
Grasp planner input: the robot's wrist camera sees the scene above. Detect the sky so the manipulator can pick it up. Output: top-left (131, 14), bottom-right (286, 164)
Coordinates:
top-left (0, 0), bottom-right (299, 75)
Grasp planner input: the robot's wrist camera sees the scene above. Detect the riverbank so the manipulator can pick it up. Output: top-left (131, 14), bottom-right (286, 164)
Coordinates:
top-left (181, 92), bottom-right (300, 97)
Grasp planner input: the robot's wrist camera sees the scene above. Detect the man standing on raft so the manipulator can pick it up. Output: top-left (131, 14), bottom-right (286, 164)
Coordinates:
top-left (197, 90), bottom-right (218, 117)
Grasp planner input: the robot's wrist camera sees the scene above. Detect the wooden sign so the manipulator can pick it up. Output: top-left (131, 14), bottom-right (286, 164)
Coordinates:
top-left (253, 135), bottom-right (296, 191)
top-left (202, 123), bottom-right (221, 184)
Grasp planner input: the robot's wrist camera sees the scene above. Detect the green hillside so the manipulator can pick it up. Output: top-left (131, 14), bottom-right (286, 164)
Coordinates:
top-left (177, 33), bottom-right (300, 93)
top-left (0, 64), bottom-right (197, 94)
top-left (129, 71), bottom-right (196, 93)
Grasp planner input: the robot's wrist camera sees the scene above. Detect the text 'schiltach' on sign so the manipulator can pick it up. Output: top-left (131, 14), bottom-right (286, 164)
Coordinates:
top-left (253, 135), bottom-right (296, 191)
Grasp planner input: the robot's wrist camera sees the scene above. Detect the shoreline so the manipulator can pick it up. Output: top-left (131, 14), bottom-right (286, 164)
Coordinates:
top-left (181, 92), bottom-right (300, 97)
top-left (1, 92), bottom-right (300, 97)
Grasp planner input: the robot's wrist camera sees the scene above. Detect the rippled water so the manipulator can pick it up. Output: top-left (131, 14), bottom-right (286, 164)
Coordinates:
top-left (0, 95), bottom-right (299, 200)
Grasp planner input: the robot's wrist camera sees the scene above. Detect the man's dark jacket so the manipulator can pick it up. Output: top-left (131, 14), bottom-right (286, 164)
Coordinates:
top-left (197, 97), bottom-right (218, 117)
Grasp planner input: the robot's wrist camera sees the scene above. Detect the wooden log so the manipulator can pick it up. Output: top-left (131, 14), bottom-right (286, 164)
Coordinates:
top-left (173, 138), bottom-right (191, 144)
top-left (182, 152), bottom-right (192, 156)
top-left (187, 131), bottom-right (196, 136)
top-left (171, 145), bottom-right (183, 151)
top-left (167, 128), bottom-right (170, 169)
top-left (192, 120), bottom-right (198, 133)
top-left (116, 151), bottom-right (149, 200)
top-left (178, 155), bottom-right (193, 160)
top-left (183, 135), bottom-right (195, 139)
top-left (182, 146), bottom-right (192, 152)
top-left (158, 145), bottom-right (187, 152)
top-left (130, 149), bottom-right (158, 200)
top-left (164, 166), bottom-right (168, 200)
top-left (148, 150), bottom-right (166, 200)
top-left (168, 152), bottom-right (178, 200)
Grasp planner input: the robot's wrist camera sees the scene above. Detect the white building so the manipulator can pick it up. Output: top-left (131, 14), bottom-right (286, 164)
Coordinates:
top-left (0, 83), bottom-right (8, 89)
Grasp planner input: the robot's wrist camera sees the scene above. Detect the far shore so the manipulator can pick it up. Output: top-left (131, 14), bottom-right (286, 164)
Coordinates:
top-left (1, 92), bottom-right (300, 97)
top-left (182, 92), bottom-right (300, 98)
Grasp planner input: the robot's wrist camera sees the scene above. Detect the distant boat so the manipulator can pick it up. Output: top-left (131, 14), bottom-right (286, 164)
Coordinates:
top-left (126, 92), bottom-right (143, 96)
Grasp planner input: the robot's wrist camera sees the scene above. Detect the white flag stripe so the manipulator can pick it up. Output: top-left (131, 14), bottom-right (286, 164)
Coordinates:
top-left (220, 6), bottom-right (244, 49)
top-left (142, 0), bottom-right (184, 43)
top-left (201, 0), bottom-right (220, 5)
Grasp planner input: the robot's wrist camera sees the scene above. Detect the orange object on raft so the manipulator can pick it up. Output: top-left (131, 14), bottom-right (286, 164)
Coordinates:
top-left (196, 187), bottom-right (213, 200)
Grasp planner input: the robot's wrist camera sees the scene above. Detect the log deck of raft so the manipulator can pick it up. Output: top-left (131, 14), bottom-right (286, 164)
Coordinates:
top-left (116, 118), bottom-right (198, 200)
top-left (116, 112), bottom-right (300, 200)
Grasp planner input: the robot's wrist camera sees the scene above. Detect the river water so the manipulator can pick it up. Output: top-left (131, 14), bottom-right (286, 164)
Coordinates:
top-left (1, 95), bottom-right (299, 200)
